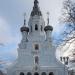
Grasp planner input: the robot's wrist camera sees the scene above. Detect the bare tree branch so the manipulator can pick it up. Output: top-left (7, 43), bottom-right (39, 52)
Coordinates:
top-left (57, 0), bottom-right (75, 59)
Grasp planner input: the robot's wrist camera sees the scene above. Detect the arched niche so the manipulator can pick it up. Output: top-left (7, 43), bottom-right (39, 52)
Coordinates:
top-left (49, 72), bottom-right (54, 75)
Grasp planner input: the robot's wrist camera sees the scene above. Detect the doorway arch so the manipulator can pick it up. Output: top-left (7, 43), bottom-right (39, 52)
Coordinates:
top-left (34, 72), bottom-right (39, 75)
top-left (49, 72), bottom-right (54, 75)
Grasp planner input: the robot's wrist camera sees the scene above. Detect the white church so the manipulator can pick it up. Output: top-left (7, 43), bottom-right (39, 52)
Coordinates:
top-left (7, 0), bottom-right (69, 75)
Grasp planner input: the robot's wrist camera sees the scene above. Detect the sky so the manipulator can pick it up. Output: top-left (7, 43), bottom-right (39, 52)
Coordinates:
top-left (0, 0), bottom-right (65, 69)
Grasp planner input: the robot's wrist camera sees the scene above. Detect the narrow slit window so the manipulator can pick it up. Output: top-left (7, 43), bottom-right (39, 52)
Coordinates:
top-left (35, 24), bottom-right (38, 30)
top-left (35, 44), bottom-right (39, 50)
top-left (35, 56), bottom-right (39, 64)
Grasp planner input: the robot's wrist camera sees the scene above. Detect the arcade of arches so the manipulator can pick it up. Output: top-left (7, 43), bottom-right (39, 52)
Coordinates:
top-left (20, 72), bottom-right (54, 75)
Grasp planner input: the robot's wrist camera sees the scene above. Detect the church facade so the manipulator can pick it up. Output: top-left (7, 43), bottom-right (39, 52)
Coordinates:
top-left (7, 0), bottom-right (68, 75)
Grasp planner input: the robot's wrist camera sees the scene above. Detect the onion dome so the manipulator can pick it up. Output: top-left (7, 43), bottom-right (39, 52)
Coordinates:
top-left (20, 13), bottom-right (29, 32)
top-left (20, 26), bottom-right (29, 32)
top-left (44, 25), bottom-right (53, 31)
top-left (31, 0), bottom-right (42, 16)
top-left (44, 12), bottom-right (53, 31)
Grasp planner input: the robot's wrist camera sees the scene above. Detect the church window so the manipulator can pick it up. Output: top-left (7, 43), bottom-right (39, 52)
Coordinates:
top-left (35, 24), bottom-right (38, 30)
top-left (27, 72), bottom-right (32, 75)
top-left (20, 72), bottom-right (24, 75)
top-left (41, 72), bottom-right (46, 75)
top-left (35, 44), bottom-right (39, 50)
top-left (35, 56), bottom-right (39, 64)
top-left (49, 72), bottom-right (54, 75)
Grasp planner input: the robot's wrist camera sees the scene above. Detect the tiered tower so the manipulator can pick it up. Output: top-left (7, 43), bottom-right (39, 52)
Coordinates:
top-left (7, 0), bottom-right (68, 75)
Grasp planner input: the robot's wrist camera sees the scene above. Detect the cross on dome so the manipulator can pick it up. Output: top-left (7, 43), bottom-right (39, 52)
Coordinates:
top-left (24, 13), bottom-right (26, 25)
top-left (34, 0), bottom-right (39, 6)
top-left (47, 12), bottom-right (50, 25)
top-left (31, 0), bottom-right (42, 16)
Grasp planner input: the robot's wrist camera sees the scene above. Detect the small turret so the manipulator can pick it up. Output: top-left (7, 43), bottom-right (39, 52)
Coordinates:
top-left (20, 13), bottom-right (29, 41)
top-left (44, 12), bottom-right (53, 40)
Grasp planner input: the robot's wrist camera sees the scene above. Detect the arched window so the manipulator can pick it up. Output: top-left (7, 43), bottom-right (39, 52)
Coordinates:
top-left (41, 72), bottom-right (46, 75)
top-left (49, 72), bottom-right (54, 75)
top-left (35, 56), bottom-right (39, 64)
top-left (35, 44), bottom-right (39, 50)
top-left (20, 72), bottom-right (24, 75)
top-left (27, 72), bottom-right (32, 75)
top-left (35, 24), bottom-right (38, 30)
top-left (34, 72), bottom-right (39, 75)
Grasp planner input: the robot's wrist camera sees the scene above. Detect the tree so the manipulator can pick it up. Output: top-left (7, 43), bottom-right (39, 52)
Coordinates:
top-left (60, 0), bottom-right (75, 38)
top-left (57, 0), bottom-right (75, 58)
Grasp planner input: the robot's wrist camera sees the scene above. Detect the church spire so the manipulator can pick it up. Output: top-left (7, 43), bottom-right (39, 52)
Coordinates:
top-left (44, 12), bottom-right (53, 32)
top-left (34, 0), bottom-right (38, 7)
top-left (24, 13), bottom-right (26, 25)
top-left (20, 13), bottom-right (29, 32)
top-left (47, 12), bottom-right (50, 25)
top-left (31, 0), bottom-right (42, 16)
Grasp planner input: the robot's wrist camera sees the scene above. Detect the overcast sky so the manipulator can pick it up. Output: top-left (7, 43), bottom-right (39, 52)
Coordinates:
top-left (0, 0), bottom-right (64, 65)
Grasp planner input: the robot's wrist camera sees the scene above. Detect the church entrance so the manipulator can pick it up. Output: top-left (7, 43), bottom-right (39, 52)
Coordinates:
top-left (34, 72), bottom-right (39, 75)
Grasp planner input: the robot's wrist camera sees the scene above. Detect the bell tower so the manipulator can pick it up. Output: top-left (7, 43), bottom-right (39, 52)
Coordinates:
top-left (28, 0), bottom-right (45, 35)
